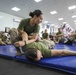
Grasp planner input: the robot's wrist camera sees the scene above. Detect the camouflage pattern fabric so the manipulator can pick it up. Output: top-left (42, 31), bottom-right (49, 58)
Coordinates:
top-left (9, 28), bottom-right (19, 44)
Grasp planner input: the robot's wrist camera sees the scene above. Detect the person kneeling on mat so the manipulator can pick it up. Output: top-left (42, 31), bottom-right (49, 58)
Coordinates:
top-left (24, 42), bottom-right (76, 61)
top-left (9, 9), bottom-right (43, 56)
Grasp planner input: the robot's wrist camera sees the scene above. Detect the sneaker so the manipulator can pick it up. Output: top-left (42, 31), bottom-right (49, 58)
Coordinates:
top-left (9, 28), bottom-right (19, 44)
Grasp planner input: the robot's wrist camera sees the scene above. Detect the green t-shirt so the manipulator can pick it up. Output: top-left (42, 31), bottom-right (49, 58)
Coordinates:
top-left (56, 31), bottom-right (62, 35)
top-left (18, 18), bottom-right (40, 35)
top-left (42, 33), bottom-right (48, 39)
top-left (0, 35), bottom-right (7, 41)
top-left (22, 41), bottom-right (51, 58)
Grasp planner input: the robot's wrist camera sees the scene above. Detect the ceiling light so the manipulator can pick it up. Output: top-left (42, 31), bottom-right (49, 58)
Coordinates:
top-left (55, 25), bottom-right (58, 28)
top-left (58, 18), bottom-right (63, 20)
top-left (72, 15), bottom-right (76, 18)
top-left (63, 22), bottom-right (67, 24)
top-left (11, 7), bottom-right (20, 12)
top-left (44, 21), bottom-right (48, 23)
top-left (34, 0), bottom-right (42, 2)
top-left (0, 16), bottom-right (3, 18)
top-left (13, 18), bottom-right (20, 23)
top-left (66, 24), bottom-right (69, 26)
top-left (51, 24), bottom-right (55, 26)
top-left (50, 11), bottom-right (57, 15)
top-left (68, 5), bottom-right (76, 10)
top-left (74, 20), bottom-right (76, 22)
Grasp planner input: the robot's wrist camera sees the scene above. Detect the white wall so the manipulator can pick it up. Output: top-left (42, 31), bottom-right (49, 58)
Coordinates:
top-left (0, 11), bottom-right (57, 38)
top-left (0, 11), bottom-right (45, 37)
top-left (0, 11), bottom-right (22, 31)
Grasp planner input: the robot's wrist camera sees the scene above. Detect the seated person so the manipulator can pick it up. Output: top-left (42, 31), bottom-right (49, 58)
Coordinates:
top-left (53, 28), bottom-right (63, 43)
top-left (69, 31), bottom-right (76, 44)
top-left (0, 32), bottom-right (7, 45)
top-left (0, 32), bottom-right (11, 45)
top-left (41, 29), bottom-right (55, 49)
top-left (49, 32), bottom-right (54, 40)
top-left (42, 29), bottom-right (49, 39)
top-left (69, 31), bottom-right (76, 41)
top-left (62, 31), bottom-right (76, 44)
top-left (24, 42), bottom-right (76, 61)
top-left (40, 39), bottom-right (55, 49)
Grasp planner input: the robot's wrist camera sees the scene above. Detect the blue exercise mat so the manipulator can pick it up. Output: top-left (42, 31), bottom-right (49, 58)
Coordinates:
top-left (0, 45), bottom-right (17, 58)
top-left (15, 44), bottom-right (76, 74)
top-left (0, 44), bottom-right (76, 74)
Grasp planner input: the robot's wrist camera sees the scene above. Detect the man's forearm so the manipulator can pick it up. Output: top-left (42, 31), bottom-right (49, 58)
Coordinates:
top-left (28, 35), bottom-right (33, 39)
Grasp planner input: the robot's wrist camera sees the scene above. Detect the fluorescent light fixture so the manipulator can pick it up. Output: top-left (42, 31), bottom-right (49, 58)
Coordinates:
top-left (58, 18), bottom-right (63, 20)
top-left (13, 19), bottom-right (20, 23)
top-left (63, 22), bottom-right (67, 24)
top-left (34, 0), bottom-right (42, 2)
top-left (68, 5), bottom-right (76, 10)
top-left (50, 11), bottom-right (57, 15)
top-left (72, 15), bottom-right (76, 18)
top-left (66, 24), bottom-right (69, 26)
top-left (0, 16), bottom-right (3, 18)
top-left (51, 24), bottom-right (55, 26)
top-left (44, 21), bottom-right (48, 23)
top-left (11, 7), bottom-right (20, 12)
top-left (74, 20), bottom-right (76, 22)
top-left (55, 25), bottom-right (58, 28)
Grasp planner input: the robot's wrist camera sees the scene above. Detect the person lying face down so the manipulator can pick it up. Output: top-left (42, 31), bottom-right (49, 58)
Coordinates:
top-left (24, 44), bottom-right (76, 61)
top-left (25, 48), bottom-right (43, 61)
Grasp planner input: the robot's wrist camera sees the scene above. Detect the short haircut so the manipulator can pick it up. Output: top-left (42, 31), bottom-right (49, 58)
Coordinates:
top-left (25, 48), bottom-right (37, 61)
